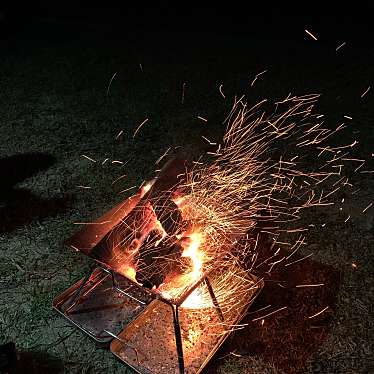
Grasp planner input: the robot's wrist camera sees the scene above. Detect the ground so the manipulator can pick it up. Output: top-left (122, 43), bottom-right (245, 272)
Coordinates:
top-left (0, 25), bottom-right (373, 373)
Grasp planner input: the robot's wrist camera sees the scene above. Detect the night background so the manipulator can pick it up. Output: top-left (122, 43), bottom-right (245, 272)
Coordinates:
top-left (0, 1), bottom-right (373, 373)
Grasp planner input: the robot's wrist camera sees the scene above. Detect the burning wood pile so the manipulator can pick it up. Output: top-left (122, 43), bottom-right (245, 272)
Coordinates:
top-left (54, 155), bottom-right (263, 373)
top-left (54, 94), bottom-right (359, 373)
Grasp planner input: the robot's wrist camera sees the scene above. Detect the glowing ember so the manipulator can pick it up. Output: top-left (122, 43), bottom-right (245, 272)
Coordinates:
top-left (181, 288), bottom-right (209, 309)
top-left (118, 264), bottom-right (137, 283)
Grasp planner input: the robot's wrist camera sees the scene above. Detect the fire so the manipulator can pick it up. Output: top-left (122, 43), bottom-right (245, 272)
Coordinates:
top-left (154, 219), bottom-right (167, 247)
top-left (181, 231), bottom-right (204, 278)
top-left (156, 228), bottom-right (207, 305)
top-left (119, 265), bottom-right (137, 282)
top-left (110, 93), bottom-right (361, 316)
top-left (181, 287), bottom-right (209, 309)
top-left (157, 230), bottom-right (206, 301)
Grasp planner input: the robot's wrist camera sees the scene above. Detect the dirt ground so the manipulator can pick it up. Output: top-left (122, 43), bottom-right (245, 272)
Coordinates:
top-left (0, 23), bottom-right (373, 373)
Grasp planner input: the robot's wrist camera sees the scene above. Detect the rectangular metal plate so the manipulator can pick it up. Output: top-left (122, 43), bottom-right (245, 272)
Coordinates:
top-left (53, 268), bottom-right (154, 344)
top-left (110, 274), bottom-right (264, 373)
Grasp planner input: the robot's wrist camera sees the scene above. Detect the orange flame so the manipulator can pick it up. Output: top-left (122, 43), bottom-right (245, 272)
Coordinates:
top-left (119, 265), bottom-right (137, 282)
top-left (181, 231), bottom-right (204, 278)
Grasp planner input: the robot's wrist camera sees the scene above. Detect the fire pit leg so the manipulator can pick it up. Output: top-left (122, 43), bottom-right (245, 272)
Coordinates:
top-left (109, 269), bottom-right (118, 288)
top-left (205, 277), bottom-right (224, 322)
top-left (171, 304), bottom-right (185, 374)
top-left (65, 267), bottom-right (96, 314)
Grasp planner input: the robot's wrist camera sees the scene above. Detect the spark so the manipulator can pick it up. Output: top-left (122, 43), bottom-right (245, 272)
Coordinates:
top-left (118, 185), bottom-right (137, 194)
top-left (308, 306), bottom-right (329, 319)
top-left (73, 220), bottom-right (112, 225)
top-left (181, 82), bottom-right (186, 104)
top-left (81, 154), bottom-right (96, 163)
top-left (106, 72), bottom-right (117, 97)
top-left (252, 306), bottom-right (287, 322)
top-left (139, 63), bottom-right (143, 72)
top-left (336, 42), bottom-right (346, 51)
top-left (133, 118), bottom-right (149, 138)
top-left (343, 115), bottom-right (352, 120)
top-left (101, 158), bottom-right (109, 165)
top-left (277, 283), bottom-right (287, 288)
top-left (197, 115), bottom-right (208, 122)
top-left (111, 174), bottom-right (127, 186)
top-left (284, 253), bottom-right (314, 267)
top-left (361, 86), bottom-right (371, 98)
top-left (76, 185), bottom-right (91, 189)
top-left (362, 202), bottom-right (373, 213)
top-left (229, 352), bottom-right (243, 357)
top-left (115, 130), bottom-right (123, 140)
top-left (247, 304), bottom-right (272, 315)
top-left (295, 283), bottom-right (324, 288)
top-left (285, 236), bottom-right (306, 260)
top-left (351, 262), bottom-right (358, 269)
top-left (112, 160), bottom-right (124, 165)
top-left (155, 147), bottom-right (171, 165)
top-left (354, 161), bottom-right (365, 172)
top-left (201, 135), bottom-right (216, 145)
top-left (344, 215), bottom-right (351, 223)
top-left (250, 69), bottom-right (267, 87)
top-left (305, 29), bottom-right (318, 41)
top-left (219, 84), bottom-right (226, 98)
top-left (206, 151), bottom-right (221, 156)
top-left (360, 170), bottom-right (374, 174)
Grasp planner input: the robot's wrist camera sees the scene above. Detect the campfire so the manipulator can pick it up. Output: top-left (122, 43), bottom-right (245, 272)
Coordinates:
top-left (53, 94), bottom-right (357, 373)
top-left (54, 156), bottom-right (263, 374)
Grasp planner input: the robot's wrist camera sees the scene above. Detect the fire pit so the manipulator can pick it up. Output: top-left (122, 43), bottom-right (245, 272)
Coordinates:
top-left (52, 92), bottom-right (358, 373)
top-left (53, 156), bottom-right (264, 373)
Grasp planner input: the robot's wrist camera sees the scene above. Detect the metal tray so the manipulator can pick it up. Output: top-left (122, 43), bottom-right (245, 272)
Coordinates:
top-left (53, 267), bottom-right (154, 345)
top-left (110, 275), bottom-right (264, 373)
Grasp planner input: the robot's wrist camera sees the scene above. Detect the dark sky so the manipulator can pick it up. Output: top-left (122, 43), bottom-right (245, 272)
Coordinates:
top-left (1, 2), bottom-right (373, 44)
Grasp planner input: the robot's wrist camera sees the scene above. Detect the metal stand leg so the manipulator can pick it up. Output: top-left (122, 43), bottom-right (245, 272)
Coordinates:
top-left (109, 269), bottom-right (118, 288)
top-left (171, 304), bottom-right (185, 374)
top-left (205, 277), bottom-right (224, 322)
top-left (65, 267), bottom-right (96, 314)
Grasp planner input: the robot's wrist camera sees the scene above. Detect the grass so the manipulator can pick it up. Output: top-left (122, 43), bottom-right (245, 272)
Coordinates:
top-left (0, 25), bottom-right (373, 373)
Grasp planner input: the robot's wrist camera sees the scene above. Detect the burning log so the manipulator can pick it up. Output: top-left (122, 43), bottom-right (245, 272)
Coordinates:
top-left (135, 239), bottom-right (184, 289)
top-left (133, 199), bottom-right (194, 289)
top-left (153, 197), bottom-right (183, 236)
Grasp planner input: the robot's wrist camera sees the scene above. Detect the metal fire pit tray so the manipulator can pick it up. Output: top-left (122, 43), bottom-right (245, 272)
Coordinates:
top-left (53, 267), bottom-right (154, 345)
top-left (110, 274), bottom-right (264, 374)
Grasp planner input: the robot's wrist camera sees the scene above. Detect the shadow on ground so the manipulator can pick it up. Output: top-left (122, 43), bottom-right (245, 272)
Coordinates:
top-left (205, 239), bottom-right (341, 374)
top-left (0, 152), bottom-right (70, 233)
top-left (0, 342), bottom-right (63, 373)
top-left (15, 350), bottom-right (63, 374)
